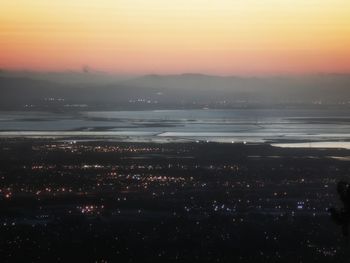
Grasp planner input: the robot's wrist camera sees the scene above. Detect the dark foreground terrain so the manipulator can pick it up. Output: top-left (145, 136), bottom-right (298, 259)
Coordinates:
top-left (0, 138), bottom-right (350, 262)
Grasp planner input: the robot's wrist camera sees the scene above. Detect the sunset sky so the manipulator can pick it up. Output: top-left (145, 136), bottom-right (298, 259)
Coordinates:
top-left (1, 0), bottom-right (350, 75)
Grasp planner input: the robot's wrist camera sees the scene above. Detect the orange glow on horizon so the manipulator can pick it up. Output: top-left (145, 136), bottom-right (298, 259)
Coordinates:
top-left (1, 0), bottom-right (350, 75)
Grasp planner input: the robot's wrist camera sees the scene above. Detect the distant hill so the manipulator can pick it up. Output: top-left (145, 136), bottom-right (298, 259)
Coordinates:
top-left (123, 73), bottom-right (350, 106)
top-left (1, 73), bottom-right (350, 110)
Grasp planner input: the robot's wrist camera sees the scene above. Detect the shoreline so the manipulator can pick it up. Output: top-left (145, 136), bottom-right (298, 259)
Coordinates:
top-left (1, 134), bottom-right (350, 150)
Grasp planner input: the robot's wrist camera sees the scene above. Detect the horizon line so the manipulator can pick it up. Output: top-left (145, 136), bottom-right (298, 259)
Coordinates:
top-left (1, 68), bottom-right (350, 78)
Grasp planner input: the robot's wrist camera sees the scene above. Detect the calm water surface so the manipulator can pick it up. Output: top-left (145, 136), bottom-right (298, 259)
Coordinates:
top-left (0, 109), bottom-right (349, 145)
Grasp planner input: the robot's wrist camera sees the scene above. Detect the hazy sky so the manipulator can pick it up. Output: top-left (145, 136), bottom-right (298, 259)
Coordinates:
top-left (1, 0), bottom-right (350, 75)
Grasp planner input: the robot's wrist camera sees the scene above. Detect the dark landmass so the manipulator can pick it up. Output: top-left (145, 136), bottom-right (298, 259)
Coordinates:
top-left (1, 72), bottom-right (350, 110)
top-left (0, 139), bottom-right (350, 262)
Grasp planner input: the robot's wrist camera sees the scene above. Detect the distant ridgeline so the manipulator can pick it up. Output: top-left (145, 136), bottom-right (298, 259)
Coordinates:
top-left (1, 73), bottom-right (350, 110)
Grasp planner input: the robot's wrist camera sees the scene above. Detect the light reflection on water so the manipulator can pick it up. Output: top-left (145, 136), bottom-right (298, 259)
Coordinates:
top-left (272, 142), bottom-right (350, 149)
top-left (0, 109), bottom-right (350, 147)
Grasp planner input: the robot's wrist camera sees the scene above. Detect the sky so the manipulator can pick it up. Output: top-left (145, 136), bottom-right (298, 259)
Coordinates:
top-left (1, 0), bottom-right (350, 75)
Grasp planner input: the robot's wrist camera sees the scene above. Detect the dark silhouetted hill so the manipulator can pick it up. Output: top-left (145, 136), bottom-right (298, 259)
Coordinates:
top-left (1, 73), bottom-right (350, 110)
